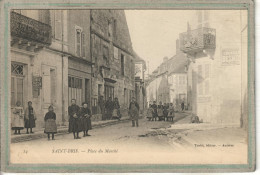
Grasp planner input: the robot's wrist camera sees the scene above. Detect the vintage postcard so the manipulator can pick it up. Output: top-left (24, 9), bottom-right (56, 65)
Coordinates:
top-left (0, 0), bottom-right (255, 173)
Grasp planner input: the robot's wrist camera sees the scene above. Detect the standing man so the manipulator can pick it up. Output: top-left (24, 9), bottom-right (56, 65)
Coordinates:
top-left (105, 97), bottom-right (114, 120)
top-left (129, 97), bottom-right (139, 127)
top-left (151, 101), bottom-right (158, 121)
top-left (181, 102), bottom-right (185, 112)
top-left (112, 97), bottom-right (121, 120)
top-left (98, 96), bottom-right (105, 120)
top-left (68, 99), bottom-right (81, 139)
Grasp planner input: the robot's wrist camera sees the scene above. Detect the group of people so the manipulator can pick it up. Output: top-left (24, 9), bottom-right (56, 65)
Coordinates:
top-left (11, 96), bottom-right (141, 140)
top-left (11, 101), bottom-right (37, 135)
top-left (11, 101), bottom-right (59, 140)
top-left (98, 96), bottom-right (121, 120)
top-left (147, 101), bottom-right (178, 122)
top-left (68, 99), bottom-right (92, 139)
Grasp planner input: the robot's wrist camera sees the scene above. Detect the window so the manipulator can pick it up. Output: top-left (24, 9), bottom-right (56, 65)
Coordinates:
top-left (51, 10), bottom-right (62, 40)
top-left (11, 77), bottom-right (24, 107)
top-left (113, 19), bottom-right (117, 38)
top-left (124, 88), bottom-right (127, 105)
top-left (103, 45), bottom-right (109, 65)
top-left (50, 69), bottom-right (56, 104)
top-left (121, 54), bottom-right (125, 76)
top-left (108, 21), bottom-right (112, 37)
top-left (68, 76), bottom-right (83, 105)
top-left (114, 46), bottom-right (118, 59)
top-left (82, 33), bottom-right (86, 58)
top-left (12, 64), bottom-right (24, 75)
top-left (92, 98), bottom-right (97, 114)
top-left (104, 85), bottom-right (114, 101)
top-left (76, 28), bottom-right (82, 57)
top-left (98, 84), bottom-right (102, 96)
top-left (11, 63), bottom-right (24, 107)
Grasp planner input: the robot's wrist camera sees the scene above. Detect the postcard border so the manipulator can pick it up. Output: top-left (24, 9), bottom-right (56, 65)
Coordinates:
top-left (1, 0), bottom-right (255, 173)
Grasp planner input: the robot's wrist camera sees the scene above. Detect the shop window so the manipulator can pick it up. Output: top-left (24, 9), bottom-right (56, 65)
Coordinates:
top-left (68, 76), bottom-right (83, 106)
top-left (104, 85), bottom-right (114, 101)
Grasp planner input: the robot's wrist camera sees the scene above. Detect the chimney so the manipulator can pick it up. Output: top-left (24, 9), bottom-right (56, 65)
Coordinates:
top-left (163, 56), bottom-right (168, 63)
top-left (176, 39), bottom-right (180, 54)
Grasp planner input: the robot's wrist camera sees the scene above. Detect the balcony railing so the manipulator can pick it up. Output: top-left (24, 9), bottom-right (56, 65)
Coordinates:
top-left (179, 27), bottom-right (216, 54)
top-left (11, 11), bottom-right (52, 45)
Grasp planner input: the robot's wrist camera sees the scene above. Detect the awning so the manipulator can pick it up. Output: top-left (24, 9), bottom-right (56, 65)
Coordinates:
top-left (104, 78), bottom-right (117, 83)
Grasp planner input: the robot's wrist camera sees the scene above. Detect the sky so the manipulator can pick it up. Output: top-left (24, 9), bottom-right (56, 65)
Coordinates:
top-left (125, 10), bottom-right (195, 74)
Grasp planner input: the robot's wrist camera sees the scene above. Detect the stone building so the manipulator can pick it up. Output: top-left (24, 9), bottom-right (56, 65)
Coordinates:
top-left (10, 10), bottom-right (69, 128)
top-left (146, 42), bottom-right (188, 108)
top-left (167, 52), bottom-right (188, 110)
top-left (180, 10), bottom-right (248, 125)
top-left (10, 9), bottom-right (138, 127)
top-left (67, 10), bottom-right (92, 111)
top-left (90, 10), bottom-right (135, 118)
top-left (134, 52), bottom-right (146, 115)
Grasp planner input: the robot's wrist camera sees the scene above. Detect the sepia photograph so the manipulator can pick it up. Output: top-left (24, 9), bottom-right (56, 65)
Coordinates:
top-left (0, 0), bottom-right (255, 173)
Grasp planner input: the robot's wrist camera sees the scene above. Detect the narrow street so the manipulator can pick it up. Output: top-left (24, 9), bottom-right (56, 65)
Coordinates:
top-left (10, 112), bottom-right (247, 165)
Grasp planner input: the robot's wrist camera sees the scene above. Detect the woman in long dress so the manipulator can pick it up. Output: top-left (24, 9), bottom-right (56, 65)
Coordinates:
top-left (11, 101), bottom-right (24, 135)
top-left (24, 101), bottom-right (36, 134)
top-left (44, 105), bottom-right (57, 140)
top-left (80, 102), bottom-right (92, 137)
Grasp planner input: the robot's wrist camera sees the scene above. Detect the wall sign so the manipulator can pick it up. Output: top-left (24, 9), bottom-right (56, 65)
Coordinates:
top-left (222, 48), bottom-right (240, 65)
top-left (135, 63), bottom-right (143, 80)
top-left (32, 76), bottom-right (42, 88)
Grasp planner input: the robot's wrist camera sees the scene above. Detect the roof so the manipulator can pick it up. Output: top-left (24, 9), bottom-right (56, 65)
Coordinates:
top-left (133, 50), bottom-right (146, 69)
top-left (167, 52), bottom-right (188, 75)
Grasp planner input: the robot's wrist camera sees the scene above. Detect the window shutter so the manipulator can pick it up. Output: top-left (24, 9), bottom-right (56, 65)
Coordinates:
top-left (82, 33), bottom-right (86, 58)
top-left (55, 10), bottom-right (62, 40)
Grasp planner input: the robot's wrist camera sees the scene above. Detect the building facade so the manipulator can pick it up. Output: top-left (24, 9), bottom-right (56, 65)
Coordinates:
top-left (10, 9), bottom-right (140, 127)
top-left (10, 10), bottom-right (69, 128)
top-left (67, 10), bottom-right (92, 113)
top-left (90, 10), bottom-right (135, 118)
top-left (146, 43), bottom-right (188, 108)
top-left (180, 10), bottom-right (248, 125)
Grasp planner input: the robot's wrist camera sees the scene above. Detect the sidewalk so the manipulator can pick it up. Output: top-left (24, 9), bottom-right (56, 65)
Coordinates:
top-left (11, 116), bottom-right (131, 143)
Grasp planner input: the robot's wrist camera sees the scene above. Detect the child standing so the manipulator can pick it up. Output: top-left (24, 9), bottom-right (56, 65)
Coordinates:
top-left (44, 105), bottom-right (57, 140)
top-left (24, 101), bottom-right (36, 134)
top-left (157, 104), bottom-right (164, 121)
top-left (11, 101), bottom-right (24, 134)
top-left (146, 104), bottom-right (154, 121)
top-left (167, 103), bottom-right (175, 122)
